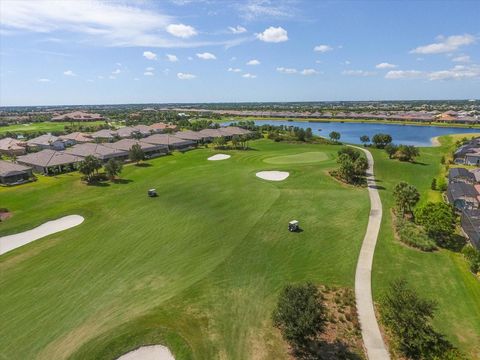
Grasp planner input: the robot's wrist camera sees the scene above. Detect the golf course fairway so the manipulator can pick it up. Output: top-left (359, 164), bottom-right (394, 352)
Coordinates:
top-left (0, 140), bottom-right (369, 360)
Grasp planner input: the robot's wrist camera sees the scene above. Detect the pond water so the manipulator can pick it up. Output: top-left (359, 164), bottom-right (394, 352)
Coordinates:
top-left (251, 120), bottom-right (480, 146)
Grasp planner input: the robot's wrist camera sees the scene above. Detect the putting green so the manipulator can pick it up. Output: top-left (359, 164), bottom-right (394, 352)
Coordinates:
top-left (263, 151), bottom-right (328, 164)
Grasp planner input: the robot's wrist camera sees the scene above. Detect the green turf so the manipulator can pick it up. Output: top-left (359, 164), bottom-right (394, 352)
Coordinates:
top-left (263, 151), bottom-right (329, 165)
top-left (0, 140), bottom-right (369, 360)
top-left (370, 136), bottom-right (480, 359)
top-left (0, 121), bottom-right (107, 135)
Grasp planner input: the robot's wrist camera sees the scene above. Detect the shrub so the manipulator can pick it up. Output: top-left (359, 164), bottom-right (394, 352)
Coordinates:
top-left (462, 246), bottom-right (480, 274)
top-left (394, 213), bottom-right (437, 251)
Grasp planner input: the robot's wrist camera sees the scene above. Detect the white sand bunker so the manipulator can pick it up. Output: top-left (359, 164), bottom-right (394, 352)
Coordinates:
top-left (256, 171), bottom-right (290, 181)
top-left (117, 345), bottom-right (175, 360)
top-left (0, 215), bottom-right (84, 256)
top-left (208, 154), bottom-right (231, 161)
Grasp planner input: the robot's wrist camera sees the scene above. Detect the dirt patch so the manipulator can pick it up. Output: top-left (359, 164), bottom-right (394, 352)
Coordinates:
top-left (0, 209), bottom-right (12, 221)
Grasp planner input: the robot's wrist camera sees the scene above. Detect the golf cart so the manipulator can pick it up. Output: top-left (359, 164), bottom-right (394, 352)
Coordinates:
top-left (148, 188), bottom-right (157, 197)
top-left (288, 220), bottom-right (299, 232)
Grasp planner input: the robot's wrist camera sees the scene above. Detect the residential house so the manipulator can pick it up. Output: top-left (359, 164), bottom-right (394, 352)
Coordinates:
top-left (150, 122), bottom-right (178, 133)
top-left (51, 111), bottom-right (105, 122)
top-left (90, 129), bottom-right (117, 142)
top-left (17, 149), bottom-right (83, 175)
top-left (174, 130), bottom-right (205, 143)
top-left (59, 132), bottom-right (92, 145)
top-left (0, 160), bottom-right (33, 185)
top-left (0, 137), bottom-right (27, 156)
top-left (132, 124), bottom-right (154, 137)
top-left (461, 209), bottom-right (480, 250)
top-left (64, 143), bottom-right (128, 162)
top-left (116, 127), bottom-right (136, 139)
top-left (220, 126), bottom-right (252, 136)
top-left (26, 134), bottom-right (66, 151)
top-left (104, 139), bottom-right (168, 157)
top-left (198, 128), bottom-right (227, 141)
top-left (447, 182), bottom-right (479, 210)
top-left (143, 134), bottom-right (196, 151)
top-left (448, 168), bottom-right (476, 184)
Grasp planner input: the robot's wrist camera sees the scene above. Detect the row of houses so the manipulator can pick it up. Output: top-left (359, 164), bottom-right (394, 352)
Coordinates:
top-left (454, 138), bottom-right (480, 165)
top-left (447, 167), bottom-right (480, 250)
top-left (0, 126), bottom-right (252, 182)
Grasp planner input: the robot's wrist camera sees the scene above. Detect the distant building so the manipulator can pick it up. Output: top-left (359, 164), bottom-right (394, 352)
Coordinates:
top-left (90, 129), bottom-right (117, 142)
top-left (51, 111), bottom-right (105, 122)
top-left (58, 132), bottom-right (92, 144)
top-left (0, 160), bottom-right (33, 185)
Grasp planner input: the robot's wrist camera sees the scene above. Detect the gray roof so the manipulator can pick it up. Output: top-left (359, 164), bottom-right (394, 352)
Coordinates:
top-left (198, 128), bottom-right (226, 138)
top-left (448, 167), bottom-right (475, 182)
top-left (116, 127), bottom-right (136, 138)
top-left (0, 160), bottom-right (31, 177)
top-left (132, 124), bottom-right (153, 135)
top-left (17, 149), bottom-right (82, 168)
top-left (143, 134), bottom-right (196, 147)
top-left (447, 182), bottom-right (478, 201)
top-left (104, 139), bottom-right (167, 152)
top-left (26, 134), bottom-right (62, 146)
top-left (174, 130), bottom-right (205, 141)
top-left (58, 132), bottom-right (92, 143)
top-left (91, 129), bottom-right (116, 139)
top-left (64, 143), bottom-right (127, 160)
top-left (0, 137), bottom-right (25, 151)
top-left (219, 126), bottom-right (252, 136)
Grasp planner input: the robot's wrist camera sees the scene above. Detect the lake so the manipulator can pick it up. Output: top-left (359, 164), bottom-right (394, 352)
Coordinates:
top-left (251, 120), bottom-right (480, 146)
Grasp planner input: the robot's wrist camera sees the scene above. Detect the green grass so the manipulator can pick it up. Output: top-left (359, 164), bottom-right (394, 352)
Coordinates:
top-left (371, 136), bottom-right (480, 359)
top-left (0, 140), bottom-right (369, 360)
top-left (0, 121), bottom-right (107, 135)
top-left (263, 151), bottom-right (330, 164)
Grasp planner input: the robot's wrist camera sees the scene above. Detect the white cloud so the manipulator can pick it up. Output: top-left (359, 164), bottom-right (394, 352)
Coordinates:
top-left (242, 73), bottom-right (257, 78)
top-left (177, 72), bottom-right (196, 80)
top-left (166, 54), bottom-right (178, 62)
top-left (144, 71), bottom-right (154, 76)
top-left (246, 59), bottom-right (260, 66)
top-left (342, 70), bottom-right (376, 77)
top-left (63, 70), bottom-right (76, 76)
top-left (344, 60), bottom-right (351, 65)
top-left (112, 69), bottom-right (121, 74)
top-left (133, 77), bottom-right (140, 81)
top-left (256, 26), bottom-right (288, 43)
top-left (314, 45), bottom-right (332, 53)
top-left (427, 65), bottom-right (480, 81)
top-left (109, 75), bottom-right (116, 79)
top-left (143, 51), bottom-right (157, 60)
top-left (228, 67), bottom-right (242, 72)
top-left (452, 55), bottom-right (471, 63)
top-left (301, 68), bottom-right (319, 76)
top-left (276, 67), bottom-right (297, 74)
top-left (229, 25), bottom-right (247, 34)
top-left (376, 62), bottom-right (397, 69)
top-left (237, 0), bottom-right (296, 21)
top-left (196, 52), bottom-right (216, 60)
top-left (37, 78), bottom-right (51, 82)
top-left (385, 70), bottom-right (423, 79)
top-left (145, 66), bottom-right (155, 71)
top-left (166, 23), bottom-right (197, 38)
top-left (410, 34), bottom-right (476, 54)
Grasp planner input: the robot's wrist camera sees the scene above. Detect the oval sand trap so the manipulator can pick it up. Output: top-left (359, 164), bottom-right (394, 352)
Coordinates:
top-left (117, 345), bottom-right (175, 360)
top-left (256, 171), bottom-right (289, 181)
top-left (0, 215), bottom-right (84, 256)
top-left (208, 154), bottom-right (231, 161)
top-left (264, 151), bottom-right (328, 164)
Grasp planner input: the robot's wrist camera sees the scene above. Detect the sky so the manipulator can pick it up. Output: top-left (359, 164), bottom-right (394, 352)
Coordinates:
top-left (0, 0), bottom-right (479, 106)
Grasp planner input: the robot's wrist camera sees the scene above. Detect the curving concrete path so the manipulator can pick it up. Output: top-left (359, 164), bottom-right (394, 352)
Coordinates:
top-left (349, 145), bottom-right (390, 360)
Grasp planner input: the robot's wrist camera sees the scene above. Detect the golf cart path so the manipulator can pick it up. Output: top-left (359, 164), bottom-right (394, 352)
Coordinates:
top-left (0, 215), bottom-right (84, 256)
top-left (349, 145), bottom-right (390, 360)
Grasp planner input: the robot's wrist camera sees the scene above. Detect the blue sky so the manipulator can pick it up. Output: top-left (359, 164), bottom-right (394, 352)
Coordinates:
top-left (0, 0), bottom-right (479, 106)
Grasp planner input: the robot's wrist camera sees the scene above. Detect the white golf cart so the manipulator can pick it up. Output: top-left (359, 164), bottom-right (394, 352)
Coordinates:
top-left (288, 220), bottom-right (299, 232)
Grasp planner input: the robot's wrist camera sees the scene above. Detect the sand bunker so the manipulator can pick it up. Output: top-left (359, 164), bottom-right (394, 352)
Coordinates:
top-left (208, 154), bottom-right (231, 161)
top-left (0, 215), bottom-right (84, 256)
top-left (117, 345), bottom-right (175, 360)
top-left (256, 171), bottom-right (290, 181)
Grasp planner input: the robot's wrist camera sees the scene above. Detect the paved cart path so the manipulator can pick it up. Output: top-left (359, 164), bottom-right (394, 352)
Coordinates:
top-left (349, 145), bottom-right (390, 360)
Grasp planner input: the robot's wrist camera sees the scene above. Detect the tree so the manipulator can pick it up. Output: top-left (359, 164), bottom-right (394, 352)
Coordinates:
top-left (78, 155), bottom-right (102, 183)
top-left (231, 135), bottom-right (239, 149)
top-left (338, 147), bottom-right (360, 161)
top-left (393, 182), bottom-right (420, 217)
top-left (213, 136), bottom-right (226, 148)
top-left (431, 178), bottom-right (437, 190)
top-left (380, 279), bottom-right (458, 359)
top-left (104, 159), bottom-right (123, 181)
top-left (129, 144), bottom-right (145, 164)
top-left (329, 131), bottom-right (341, 142)
top-left (354, 156), bottom-right (369, 175)
top-left (394, 145), bottom-right (420, 162)
top-left (360, 135), bottom-right (370, 146)
top-left (272, 283), bottom-right (326, 350)
top-left (296, 128), bottom-right (306, 141)
top-left (384, 144), bottom-right (397, 159)
top-left (372, 133), bottom-right (393, 148)
top-left (414, 202), bottom-right (456, 245)
top-left (337, 154), bottom-right (356, 183)
top-left (305, 127), bottom-right (313, 140)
